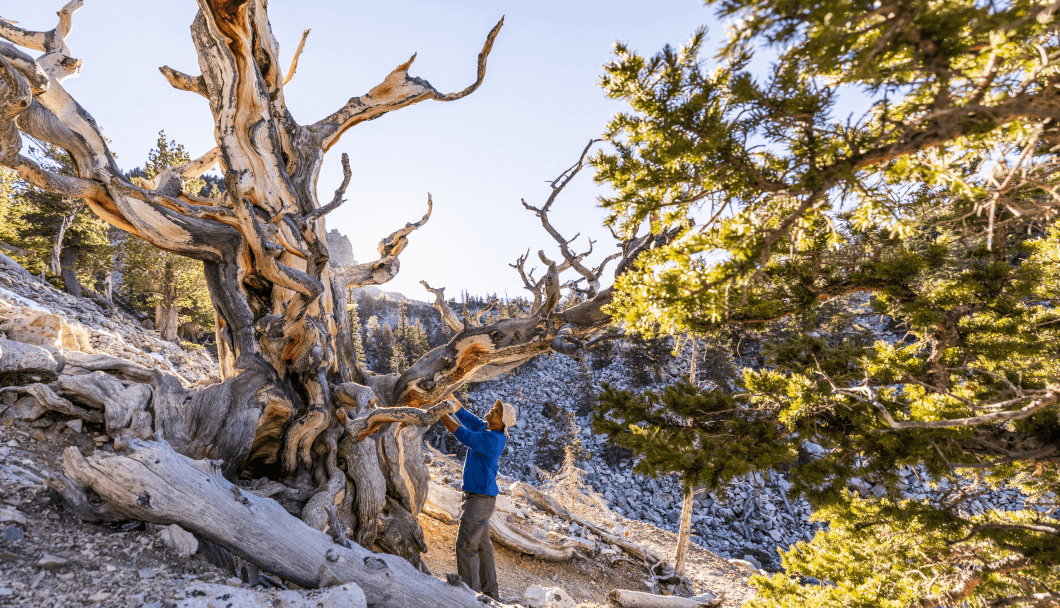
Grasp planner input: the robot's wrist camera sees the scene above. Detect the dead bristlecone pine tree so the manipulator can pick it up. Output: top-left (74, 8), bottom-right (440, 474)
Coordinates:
top-left (0, 2), bottom-right (678, 605)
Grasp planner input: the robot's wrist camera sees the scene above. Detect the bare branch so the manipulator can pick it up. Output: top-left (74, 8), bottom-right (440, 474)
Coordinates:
top-left (109, 178), bottom-right (235, 223)
top-left (0, 0), bottom-right (84, 82)
top-left (842, 385), bottom-right (1059, 431)
top-left (312, 17), bottom-right (504, 151)
top-left (377, 193), bottom-right (432, 259)
top-left (0, 42), bottom-right (48, 94)
top-left (158, 66), bottom-right (207, 98)
top-left (520, 140), bottom-right (610, 295)
top-left (302, 152), bottom-right (351, 226)
top-left (472, 299), bottom-right (499, 327)
top-left (585, 330), bottom-right (625, 348)
top-left (509, 248), bottom-right (544, 314)
top-left (340, 399), bottom-right (459, 443)
top-left (331, 194), bottom-right (432, 288)
top-left (283, 29), bottom-right (311, 86)
top-left (49, 199), bottom-right (82, 273)
top-left (420, 280), bottom-right (464, 333)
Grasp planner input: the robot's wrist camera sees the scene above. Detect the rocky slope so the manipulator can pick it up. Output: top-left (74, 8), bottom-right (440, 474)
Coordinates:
top-left (453, 296), bottom-right (1049, 574)
top-left (1, 254), bottom-right (1046, 606)
top-left (0, 255), bottom-right (753, 606)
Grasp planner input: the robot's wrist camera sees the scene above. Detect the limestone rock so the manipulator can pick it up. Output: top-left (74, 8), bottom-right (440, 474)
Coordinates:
top-left (523, 585), bottom-right (575, 608)
top-left (3, 396), bottom-right (46, 422)
top-left (0, 507), bottom-right (26, 525)
top-left (37, 554), bottom-right (68, 569)
top-left (160, 524), bottom-right (199, 558)
top-left (0, 338), bottom-right (62, 381)
top-left (0, 311), bottom-right (64, 349)
top-left (326, 229), bottom-right (358, 268)
top-left (175, 582), bottom-right (366, 608)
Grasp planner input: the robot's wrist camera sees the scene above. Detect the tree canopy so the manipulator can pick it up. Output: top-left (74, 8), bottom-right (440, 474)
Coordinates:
top-left (594, 0), bottom-right (1060, 605)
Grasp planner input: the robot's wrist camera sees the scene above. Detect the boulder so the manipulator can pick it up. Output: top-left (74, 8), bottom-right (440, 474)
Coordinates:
top-left (523, 585), bottom-right (575, 608)
top-left (0, 507), bottom-right (26, 526)
top-left (0, 252), bottom-right (35, 282)
top-left (160, 524), bottom-right (199, 558)
top-left (3, 396), bottom-right (46, 422)
top-left (0, 338), bottom-right (63, 382)
top-left (0, 312), bottom-right (65, 349)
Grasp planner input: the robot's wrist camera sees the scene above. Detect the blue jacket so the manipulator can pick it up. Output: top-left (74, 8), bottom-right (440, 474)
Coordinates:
top-left (453, 408), bottom-right (506, 496)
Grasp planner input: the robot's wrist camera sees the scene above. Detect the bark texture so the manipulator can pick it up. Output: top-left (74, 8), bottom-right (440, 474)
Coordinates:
top-left (0, 1), bottom-right (680, 593)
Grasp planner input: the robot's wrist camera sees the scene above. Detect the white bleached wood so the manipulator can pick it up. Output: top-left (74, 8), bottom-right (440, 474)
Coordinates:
top-left (61, 439), bottom-right (489, 607)
top-left (607, 590), bottom-right (722, 608)
top-left (2, 0), bottom-right (687, 581)
top-left (313, 18), bottom-right (503, 151)
top-left (283, 29), bottom-right (310, 86)
top-left (424, 482), bottom-right (578, 561)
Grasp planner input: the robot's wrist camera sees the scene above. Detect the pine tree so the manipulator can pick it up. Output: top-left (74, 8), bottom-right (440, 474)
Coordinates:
top-left (388, 298), bottom-right (429, 374)
top-left (0, 144), bottom-right (112, 295)
top-left (120, 132), bottom-right (213, 342)
top-left (346, 289), bottom-right (366, 366)
top-left (460, 301), bottom-right (473, 327)
top-left (362, 315), bottom-right (389, 372)
top-left (593, 1), bottom-right (1060, 604)
top-left (620, 332), bottom-right (673, 387)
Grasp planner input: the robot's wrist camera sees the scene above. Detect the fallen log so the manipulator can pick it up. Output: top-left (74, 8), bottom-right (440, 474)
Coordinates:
top-left (58, 438), bottom-right (489, 608)
top-left (513, 482), bottom-right (662, 564)
top-left (608, 589), bottom-right (722, 608)
top-left (424, 481), bottom-right (577, 561)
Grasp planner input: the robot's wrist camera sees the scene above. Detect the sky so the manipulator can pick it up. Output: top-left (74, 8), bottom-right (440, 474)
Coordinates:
top-left (6, 0), bottom-right (716, 301)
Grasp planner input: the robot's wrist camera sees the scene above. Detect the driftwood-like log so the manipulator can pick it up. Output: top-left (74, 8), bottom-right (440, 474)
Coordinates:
top-left (424, 482), bottom-right (578, 561)
top-left (607, 590), bottom-right (722, 608)
top-left (513, 482), bottom-right (664, 565)
top-left (3, 0), bottom-right (686, 579)
top-left (60, 439), bottom-right (487, 607)
top-left (2, 382), bottom-right (101, 423)
top-left (53, 372), bottom-right (153, 438)
top-left (47, 472), bottom-right (124, 523)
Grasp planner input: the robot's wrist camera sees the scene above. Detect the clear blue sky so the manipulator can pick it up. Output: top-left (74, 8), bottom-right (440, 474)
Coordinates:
top-left (8, 0), bottom-right (716, 300)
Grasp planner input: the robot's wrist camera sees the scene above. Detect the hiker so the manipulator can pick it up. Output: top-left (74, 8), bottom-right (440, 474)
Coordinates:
top-left (440, 397), bottom-right (518, 600)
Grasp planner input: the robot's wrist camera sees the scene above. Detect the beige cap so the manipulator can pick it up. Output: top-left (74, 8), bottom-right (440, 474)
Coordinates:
top-left (500, 400), bottom-right (518, 430)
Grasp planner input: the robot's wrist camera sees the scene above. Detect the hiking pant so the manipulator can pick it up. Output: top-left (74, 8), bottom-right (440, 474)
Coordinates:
top-left (456, 491), bottom-right (498, 599)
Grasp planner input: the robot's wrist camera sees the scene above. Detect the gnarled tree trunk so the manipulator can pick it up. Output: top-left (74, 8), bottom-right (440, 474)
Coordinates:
top-left (0, 0), bottom-right (679, 597)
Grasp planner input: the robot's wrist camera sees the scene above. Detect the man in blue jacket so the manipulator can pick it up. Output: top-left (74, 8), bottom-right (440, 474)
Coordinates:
top-left (440, 397), bottom-right (517, 601)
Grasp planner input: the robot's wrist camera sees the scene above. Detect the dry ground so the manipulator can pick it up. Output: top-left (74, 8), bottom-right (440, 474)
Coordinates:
top-left (419, 511), bottom-right (756, 607)
top-left (0, 412), bottom-right (757, 607)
